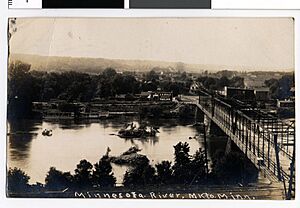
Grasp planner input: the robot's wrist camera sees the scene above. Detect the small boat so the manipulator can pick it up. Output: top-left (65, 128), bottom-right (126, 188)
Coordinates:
top-left (42, 129), bottom-right (52, 136)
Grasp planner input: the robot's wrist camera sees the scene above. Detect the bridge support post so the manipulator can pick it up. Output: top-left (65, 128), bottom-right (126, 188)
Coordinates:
top-left (204, 115), bottom-right (225, 136)
top-left (274, 134), bottom-right (282, 181)
top-left (225, 137), bottom-right (232, 155)
top-left (195, 107), bottom-right (204, 123)
top-left (203, 124), bottom-right (209, 176)
top-left (204, 114), bottom-right (211, 135)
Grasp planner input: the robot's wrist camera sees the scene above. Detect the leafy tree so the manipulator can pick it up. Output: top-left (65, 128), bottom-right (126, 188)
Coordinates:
top-left (7, 168), bottom-right (30, 193)
top-left (142, 81), bottom-right (158, 92)
top-left (45, 167), bottom-right (73, 190)
top-left (93, 155), bottom-right (116, 188)
top-left (265, 78), bottom-right (279, 99)
top-left (202, 77), bottom-right (217, 90)
top-left (216, 76), bottom-right (230, 90)
top-left (189, 148), bottom-right (207, 184)
top-left (172, 142), bottom-right (193, 184)
top-left (102, 68), bottom-right (117, 78)
top-left (229, 76), bottom-right (245, 88)
top-left (146, 70), bottom-right (159, 81)
top-left (112, 74), bottom-right (140, 95)
top-left (123, 157), bottom-right (156, 187)
top-left (265, 75), bottom-right (294, 99)
top-left (7, 61), bottom-right (40, 119)
top-left (155, 160), bottom-right (173, 185)
top-left (74, 159), bottom-right (93, 189)
top-left (99, 79), bottom-right (113, 98)
top-left (197, 75), bottom-right (245, 91)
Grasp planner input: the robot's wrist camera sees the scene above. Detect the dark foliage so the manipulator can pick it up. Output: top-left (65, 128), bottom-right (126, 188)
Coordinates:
top-left (7, 168), bottom-right (30, 193)
top-left (172, 142), bottom-right (193, 184)
top-left (189, 148), bottom-right (208, 184)
top-left (7, 142), bottom-right (259, 194)
top-left (265, 74), bottom-right (294, 99)
top-left (155, 161), bottom-right (173, 185)
top-left (123, 157), bottom-right (156, 187)
top-left (7, 61), bottom-right (39, 119)
top-left (172, 142), bottom-right (208, 185)
top-left (197, 75), bottom-right (245, 91)
top-left (45, 167), bottom-right (73, 190)
top-left (73, 159), bottom-right (93, 189)
top-left (93, 155), bottom-right (116, 188)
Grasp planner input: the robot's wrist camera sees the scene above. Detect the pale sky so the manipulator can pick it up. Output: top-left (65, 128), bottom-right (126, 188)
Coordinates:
top-left (10, 18), bottom-right (294, 70)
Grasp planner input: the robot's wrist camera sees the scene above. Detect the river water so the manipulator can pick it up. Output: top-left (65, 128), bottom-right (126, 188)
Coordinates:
top-left (7, 117), bottom-right (227, 184)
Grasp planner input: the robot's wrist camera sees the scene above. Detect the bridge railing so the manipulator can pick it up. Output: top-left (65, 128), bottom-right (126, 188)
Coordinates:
top-left (198, 93), bottom-right (295, 184)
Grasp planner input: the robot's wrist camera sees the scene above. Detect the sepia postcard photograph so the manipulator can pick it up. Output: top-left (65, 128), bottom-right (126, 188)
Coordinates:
top-left (6, 17), bottom-right (295, 200)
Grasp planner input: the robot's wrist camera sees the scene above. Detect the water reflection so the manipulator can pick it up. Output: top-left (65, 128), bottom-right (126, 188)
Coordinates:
top-left (8, 120), bottom-right (42, 163)
top-left (7, 117), bottom-right (226, 184)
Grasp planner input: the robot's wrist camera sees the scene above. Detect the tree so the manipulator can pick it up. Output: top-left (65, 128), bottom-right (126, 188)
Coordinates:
top-left (102, 68), bottom-right (117, 78)
top-left (112, 74), bottom-right (140, 95)
top-left (216, 76), bottom-right (230, 90)
top-left (265, 75), bottom-right (294, 99)
top-left (45, 167), bottom-right (73, 190)
top-left (74, 159), bottom-right (93, 189)
top-left (265, 78), bottom-right (279, 99)
top-left (7, 168), bottom-right (30, 193)
top-left (146, 70), bottom-right (159, 81)
top-left (155, 161), bottom-right (173, 185)
top-left (123, 157), bottom-right (156, 187)
top-left (189, 148), bottom-right (207, 184)
top-left (142, 81), bottom-right (158, 92)
top-left (229, 76), bottom-right (245, 88)
top-left (172, 142), bottom-right (193, 184)
top-left (7, 61), bottom-right (39, 119)
top-left (203, 77), bottom-right (217, 90)
top-left (93, 155), bottom-right (116, 188)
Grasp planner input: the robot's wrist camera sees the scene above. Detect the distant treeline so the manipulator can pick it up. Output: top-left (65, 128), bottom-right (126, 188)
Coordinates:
top-left (7, 61), bottom-right (189, 119)
top-left (8, 61), bottom-right (293, 119)
top-left (264, 75), bottom-right (294, 99)
top-left (197, 76), bottom-right (245, 91)
top-left (7, 61), bottom-right (243, 119)
top-left (7, 142), bottom-right (258, 195)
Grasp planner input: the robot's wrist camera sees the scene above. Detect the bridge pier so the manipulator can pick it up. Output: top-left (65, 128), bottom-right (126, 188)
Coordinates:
top-left (195, 106), bottom-right (204, 123)
top-left (204, 114), bottom-right (226, 136)
top-left (225, 137), bottom-right (232, 155)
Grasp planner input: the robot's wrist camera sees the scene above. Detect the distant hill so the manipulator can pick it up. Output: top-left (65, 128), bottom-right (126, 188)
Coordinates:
top-left (9, 54), bottom-right (292, 74)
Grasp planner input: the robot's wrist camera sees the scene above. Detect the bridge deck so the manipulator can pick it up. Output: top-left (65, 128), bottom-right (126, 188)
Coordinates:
top-left (182, 95), bottom-right (295, 199)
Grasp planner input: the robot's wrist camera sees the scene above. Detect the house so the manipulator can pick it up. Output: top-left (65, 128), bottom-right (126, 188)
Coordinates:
top-left (277, 100), bottom-right (295, 108)
top-left (255, 87), bottom-right (270, 101)
top-left (224, 87), bottom-right (255, 102)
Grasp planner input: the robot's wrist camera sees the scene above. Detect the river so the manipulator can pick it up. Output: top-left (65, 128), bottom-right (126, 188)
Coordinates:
top-left (7, 117), bottom-right (227, 184)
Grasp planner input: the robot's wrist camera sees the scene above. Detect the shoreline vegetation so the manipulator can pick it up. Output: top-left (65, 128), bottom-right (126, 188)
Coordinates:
top-left (7, 61), bottom-right (294, 120)
top-left (7, 141), bottom-right (258, 197)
